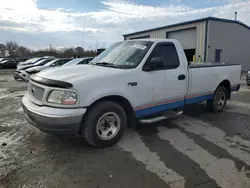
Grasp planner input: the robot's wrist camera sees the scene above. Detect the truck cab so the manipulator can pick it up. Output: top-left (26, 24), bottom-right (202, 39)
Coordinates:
top-left (22, 39), bottom-right (241, 148)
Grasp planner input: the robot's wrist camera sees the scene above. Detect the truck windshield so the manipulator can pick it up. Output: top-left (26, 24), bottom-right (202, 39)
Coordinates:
top-left (91, 41), bottom-right (153, 69)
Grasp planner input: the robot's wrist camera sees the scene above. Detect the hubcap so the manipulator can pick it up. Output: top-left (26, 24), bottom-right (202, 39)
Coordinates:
top-left (217, 92), bottom-right (226, 109)
top-left (96, 112), bottom-right (121, 140)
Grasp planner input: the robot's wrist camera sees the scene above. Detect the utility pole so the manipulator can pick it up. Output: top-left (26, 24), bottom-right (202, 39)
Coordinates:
top-left (235, 11), bottom-right (238, 21)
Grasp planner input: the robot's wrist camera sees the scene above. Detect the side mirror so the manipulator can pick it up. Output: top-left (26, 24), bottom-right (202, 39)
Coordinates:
top-left (143, 57), bottom-right (164, 71)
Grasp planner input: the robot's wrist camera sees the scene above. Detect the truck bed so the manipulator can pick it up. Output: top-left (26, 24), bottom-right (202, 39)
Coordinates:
top-left (189, 62), bottom-right (240, 68)
top-left (186, 62), bottom-right (241, 105)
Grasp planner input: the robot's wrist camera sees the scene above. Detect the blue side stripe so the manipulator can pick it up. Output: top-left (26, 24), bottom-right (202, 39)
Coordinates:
top-left (185, 94), bottom-right (213, 105)
top-left (231, 87), bottom-right (238, 92)
top-left (135, 94), bottom-right (214, 118)
top-left (135, 100), bottom-right (184, 117)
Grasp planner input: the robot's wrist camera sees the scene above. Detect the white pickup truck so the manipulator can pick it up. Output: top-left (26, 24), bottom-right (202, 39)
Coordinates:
top-left (22, 39), bottom-right (241, 147)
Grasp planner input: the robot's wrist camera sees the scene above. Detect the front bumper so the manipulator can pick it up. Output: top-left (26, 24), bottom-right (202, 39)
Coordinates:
top-left (14, 71), bottom-right (30, 81)
top-left (14, 71), bottom-right (20, 79)
top-left (22, 94), bottom-right (86, 135)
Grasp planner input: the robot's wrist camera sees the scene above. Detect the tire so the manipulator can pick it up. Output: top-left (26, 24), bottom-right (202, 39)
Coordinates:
top-left (207, 86), bottom-right (228, 113)
top-left (81, 101), bottom-right (127, 148)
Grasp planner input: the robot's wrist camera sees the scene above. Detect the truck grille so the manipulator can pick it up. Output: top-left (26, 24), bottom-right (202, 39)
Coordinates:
top-left (29, 83), bottom-right (45, 102)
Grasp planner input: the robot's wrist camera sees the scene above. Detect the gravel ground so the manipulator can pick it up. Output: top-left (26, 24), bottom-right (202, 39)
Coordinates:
top-left (0, 69), bottom-right (250, 188)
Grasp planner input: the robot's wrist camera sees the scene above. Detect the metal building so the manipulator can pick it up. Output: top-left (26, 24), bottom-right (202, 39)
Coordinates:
top-left (123, 17), bottom-right (250, 71)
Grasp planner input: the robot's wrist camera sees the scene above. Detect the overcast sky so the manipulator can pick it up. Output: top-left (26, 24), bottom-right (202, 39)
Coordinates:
top-left (0, 0), bottom-right (249, 50)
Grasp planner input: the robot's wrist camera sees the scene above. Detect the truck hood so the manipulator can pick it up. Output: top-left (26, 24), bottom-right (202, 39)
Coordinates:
top-left (36, 65), bottom-right (125, 83)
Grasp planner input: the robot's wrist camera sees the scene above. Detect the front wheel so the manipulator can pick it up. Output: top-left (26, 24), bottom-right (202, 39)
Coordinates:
top-left (81, 101), bottom-right (127, 148)
top-left (207, 86), bottom-right (228, 113)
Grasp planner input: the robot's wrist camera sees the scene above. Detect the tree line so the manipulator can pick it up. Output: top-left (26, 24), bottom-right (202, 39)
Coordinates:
top-left (0, 41), bottom-right (103, 59)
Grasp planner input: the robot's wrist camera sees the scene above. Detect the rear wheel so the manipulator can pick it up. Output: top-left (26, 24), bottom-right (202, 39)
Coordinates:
top-left (81, 101), bottom-right (127, 148)
top-left (207, 86), bottom-right (228, 113)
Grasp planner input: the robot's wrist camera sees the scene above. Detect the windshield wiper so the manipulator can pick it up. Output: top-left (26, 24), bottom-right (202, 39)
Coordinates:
top-left (94, 62), bottom-right (118, 68)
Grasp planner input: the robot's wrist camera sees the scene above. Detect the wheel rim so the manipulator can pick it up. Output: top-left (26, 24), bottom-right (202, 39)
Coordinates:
top-left (217, 91), bottom-right (226, 109)
top-left (96, 112), bottom-right (121, 140)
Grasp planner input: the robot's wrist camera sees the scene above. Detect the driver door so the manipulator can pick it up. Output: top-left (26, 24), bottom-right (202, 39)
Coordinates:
top-left (142, 42), bottom-right (188, 115)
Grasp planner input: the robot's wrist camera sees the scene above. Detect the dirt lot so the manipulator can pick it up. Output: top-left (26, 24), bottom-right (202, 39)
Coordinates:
top-left (0, 69), bottom-right (250, 188)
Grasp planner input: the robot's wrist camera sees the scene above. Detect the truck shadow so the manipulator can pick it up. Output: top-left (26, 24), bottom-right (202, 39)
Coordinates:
top-left (36, 103), bottom-right (210, 150)
top-left (35, 102), bottom-right (245, 151)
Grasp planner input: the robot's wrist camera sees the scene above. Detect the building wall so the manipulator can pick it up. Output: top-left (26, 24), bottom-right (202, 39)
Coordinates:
top-left (124, 21), bottom-right (207, 61)
top-left (124, 32), bottom-right (151, 40)
top-left (207, 20), bottom-right (250, 71)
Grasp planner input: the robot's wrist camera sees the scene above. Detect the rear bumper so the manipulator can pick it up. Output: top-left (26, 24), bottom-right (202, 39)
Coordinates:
top-left (22, 94), bottom-right (86, 136)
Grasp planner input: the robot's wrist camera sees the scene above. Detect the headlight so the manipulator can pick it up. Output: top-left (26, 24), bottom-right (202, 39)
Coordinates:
top-left (47, 90), bottom-right (77, 105)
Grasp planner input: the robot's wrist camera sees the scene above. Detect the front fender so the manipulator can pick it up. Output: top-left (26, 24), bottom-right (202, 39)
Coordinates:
top-left (79, 89), bottom-right (136, 108)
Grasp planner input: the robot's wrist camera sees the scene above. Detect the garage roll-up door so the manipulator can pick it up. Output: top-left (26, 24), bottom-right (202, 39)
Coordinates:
top-left (167, 28), bottom-right (197, 49)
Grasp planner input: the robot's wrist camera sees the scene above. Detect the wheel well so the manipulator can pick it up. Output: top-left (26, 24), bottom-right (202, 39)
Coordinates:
top-left (89, 95), bottom-right (136, 128)
top-left (218, 80), bottom-right (231, 99)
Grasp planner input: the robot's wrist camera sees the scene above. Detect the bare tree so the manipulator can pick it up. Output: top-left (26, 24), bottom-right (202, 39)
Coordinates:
top-left (94, 42), bottom-right (99, 51)
top-left (75, 46), bottom-right (84, 57)
top-left (5, 41), bottom-right (19, 57)
top-left (0, 43), bottom-right (6, 57)
top-left (62, 48), bottom-right (75, 58)
top-left (0, 41), bottom-right (95, 58)
top-left (19, 46), bottom-right (31, 56)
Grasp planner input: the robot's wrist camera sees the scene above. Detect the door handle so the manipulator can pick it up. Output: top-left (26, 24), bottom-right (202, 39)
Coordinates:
top-left (178, 74), bottom-right (186, 80)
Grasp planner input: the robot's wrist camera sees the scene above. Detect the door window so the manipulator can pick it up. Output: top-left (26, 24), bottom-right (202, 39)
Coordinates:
top-left (145, 43), bottom-right (180, 70)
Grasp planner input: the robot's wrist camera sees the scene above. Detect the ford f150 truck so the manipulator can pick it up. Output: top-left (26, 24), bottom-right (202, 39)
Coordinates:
top-left (22, 39), bottom-right (241, 148)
